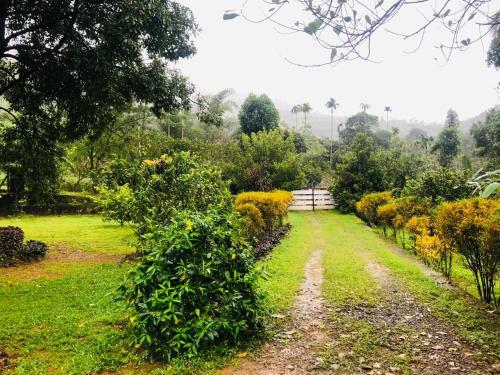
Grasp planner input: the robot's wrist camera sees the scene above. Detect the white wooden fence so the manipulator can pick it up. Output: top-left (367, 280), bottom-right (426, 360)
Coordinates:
top-left (289, 189), bottom-right (335, 211)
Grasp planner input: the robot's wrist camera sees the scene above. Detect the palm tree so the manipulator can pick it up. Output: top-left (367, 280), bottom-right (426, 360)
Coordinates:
top-left (360, 103), bottom-right (370, 113)
top-left (384, 106), bottom-right (392, 131)
top-left (302, 103), bottom-right (312, 126)
top-left (291, 104), bottom-right (301, 131)
top-left (326, 98), bottom-right (339, 163)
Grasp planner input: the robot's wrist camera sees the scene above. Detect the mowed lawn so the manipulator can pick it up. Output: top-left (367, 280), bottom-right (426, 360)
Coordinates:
top-left (0, 215), bottom-right (135, 255)
top-left (0, 212), bottom-right (497, 374)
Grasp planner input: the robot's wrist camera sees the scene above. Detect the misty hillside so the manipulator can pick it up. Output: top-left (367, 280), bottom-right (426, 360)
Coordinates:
top-left (277, 104), bottom-right (499, 140)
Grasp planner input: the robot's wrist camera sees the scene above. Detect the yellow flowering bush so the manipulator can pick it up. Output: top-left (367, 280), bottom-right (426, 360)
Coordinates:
top-left (377, 201), bottom-right (398, 237)
top-left (435, 198), bottom-right (500, 305)
top-left (236, 203), bottom-right (265, 241)
top-left (235, 190), bottom-right (293, 236)
top-left (356, 191), bottom-right (393, 227)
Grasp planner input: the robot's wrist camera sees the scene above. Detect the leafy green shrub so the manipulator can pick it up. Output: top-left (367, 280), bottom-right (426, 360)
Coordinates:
top-left (131, 152), bottom-right (232, 235)
top-left (403, 167), bottom-right (471, 205)
top-left (119, 209), bottom-right (266, 359)
top-left (22, 240), bottom-right (48, 261)
top-left (93, 183), bottom-right (134, 225)
top-left (0, 226), bottom-right (24, 265)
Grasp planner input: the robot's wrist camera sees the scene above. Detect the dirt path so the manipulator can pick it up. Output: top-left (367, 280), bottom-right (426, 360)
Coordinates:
top-left (339, 258), bottom-right (490, 374)
top-left (222, 249), bottom-right (330, 375)
top-left (222, 212), bottom-right (498, 374)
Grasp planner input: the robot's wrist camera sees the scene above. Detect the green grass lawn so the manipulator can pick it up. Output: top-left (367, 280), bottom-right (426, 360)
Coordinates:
top-left (0, 215), bottom-right (134, 255)
top-left (1, 211), bottom-right (497, 374)
top-left (0, 212), bottom-right (319, 374)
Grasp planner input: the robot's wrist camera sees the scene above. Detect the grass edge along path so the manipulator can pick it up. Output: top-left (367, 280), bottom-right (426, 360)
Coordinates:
top-left (330, 212), bottom-right (499, 356)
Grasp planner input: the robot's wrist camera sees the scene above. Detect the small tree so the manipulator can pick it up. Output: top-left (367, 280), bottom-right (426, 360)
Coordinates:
top-left (436, 198), bottom-right (500, 305)
top-left (432, 109), bottom-right (461, 167)
top-left (239, 94), bottom-right (279, 134)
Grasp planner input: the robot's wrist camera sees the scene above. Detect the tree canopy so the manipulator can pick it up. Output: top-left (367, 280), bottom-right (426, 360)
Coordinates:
top-left (0, 0), bottom-right (199, 203)
top-left (238, 94), bottom-right (280, 134)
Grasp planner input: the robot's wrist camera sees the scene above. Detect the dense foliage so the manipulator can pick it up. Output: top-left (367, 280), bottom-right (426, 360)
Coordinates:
top-left (118, 209), bottom-right (266, 359)
top-left (356, 189), bottom-right (500, 305)
top-left (95, 152), bottom-right (232, 236)
top-left (224, 130), bottom-right (305, 192)
top-left (238, 94), bottom-right (280, 134)
top-left (0, 0), bottom-right (198, 204)
top-left (0, 226), bottom-right (24, 265)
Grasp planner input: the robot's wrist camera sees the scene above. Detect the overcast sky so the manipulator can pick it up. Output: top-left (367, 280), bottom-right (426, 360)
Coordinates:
top-left (176, 0), bottom-right (499, 123)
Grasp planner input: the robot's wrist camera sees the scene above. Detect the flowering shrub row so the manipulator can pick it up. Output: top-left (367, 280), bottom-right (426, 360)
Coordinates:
top-left (356, 193), bottom-right (500, 306)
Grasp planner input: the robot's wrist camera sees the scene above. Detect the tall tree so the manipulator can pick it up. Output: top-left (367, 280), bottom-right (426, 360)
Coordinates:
top-left (432, 109), bottom-right (461, 167)
top-left (302, 103), bottom-right (312, 125)
top-left (238, 94), bottom-right (279, 134)
top-left (361, 103), bottom-right (370, 113)
top-left (0, 0), bottom-right (198, 203)
top-left (326, 98), bottom-right (339, 163)
top-left (384, 106), bottom-right (392, 131)
top-left (291, 104), bottom-right (302, 130)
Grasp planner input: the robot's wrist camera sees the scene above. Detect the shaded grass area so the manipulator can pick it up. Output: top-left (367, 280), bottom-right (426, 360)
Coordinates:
top-left (0, 215), bottom-right (135, 255)
top-left (330, 212), bottom-right (499, 353)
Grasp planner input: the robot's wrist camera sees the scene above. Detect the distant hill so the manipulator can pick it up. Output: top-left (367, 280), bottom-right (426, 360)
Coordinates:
top-left (277, 105), bottom-right (499, 139)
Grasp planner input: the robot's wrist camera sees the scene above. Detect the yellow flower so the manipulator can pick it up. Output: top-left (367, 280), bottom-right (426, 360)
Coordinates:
top-left (185, 220), bottom-right (193, 231)
top-left (231, 253), bottom-right (236, 260)
top-left (142, 159), bottom-right (158, 168)
top-left (129, 316), bottom-right (137, 323)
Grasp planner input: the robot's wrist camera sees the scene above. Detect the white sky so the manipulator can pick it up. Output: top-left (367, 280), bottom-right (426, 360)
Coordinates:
top-left (176, 0), bottom-right (499, 122)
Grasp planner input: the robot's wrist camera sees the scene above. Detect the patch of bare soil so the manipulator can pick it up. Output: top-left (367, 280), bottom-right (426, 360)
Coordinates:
top-left (0, 348), bottom-right (10, 370)
top-left (0, 246), bottom-right (123, 283)
top-left (331, 259), bottom-right (494, 374)
top-left (222, 250), bottom-right (331, 375)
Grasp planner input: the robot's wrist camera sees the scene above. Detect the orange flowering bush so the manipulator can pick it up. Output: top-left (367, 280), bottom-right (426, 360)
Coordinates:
top-left (356, 192), bottom-right (393, 227)
top-left (236, 190), bottom-right (293, 235)
top-left (435, 198), bottom-right (500, 305)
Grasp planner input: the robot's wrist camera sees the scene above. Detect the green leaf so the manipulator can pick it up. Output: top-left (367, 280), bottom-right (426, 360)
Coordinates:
top-left (442, 9), bottom-right (451, 17)
top-left (330, 48), bottom-right (337, 62)
top-left (304, 19), bottom-right (323, 34)
top-left (365, 15), bottom-right (372, 25)
top-left (481, 182), bottom-right (500, 198)
top-left (375, 0), bottom-right (384, 8)
top-left (223, 12), bottom-right (240, 20)
top-left (343, 16), bottom-right (352, 22)
top-left (467, 12), bottom-right (477, 21)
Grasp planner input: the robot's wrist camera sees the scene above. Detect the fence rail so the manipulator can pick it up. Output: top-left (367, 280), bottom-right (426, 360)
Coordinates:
top-left (289, 189), bottom-right (335, 211)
